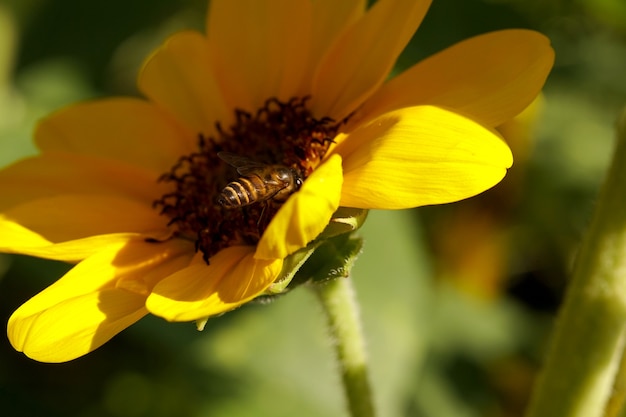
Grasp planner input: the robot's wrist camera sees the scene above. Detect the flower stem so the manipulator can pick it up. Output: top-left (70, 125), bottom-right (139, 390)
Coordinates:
top-left (603, 346), bottom-right (626, 417)
top-left (525, 108), bottom-right (626, 417)
top-left (313, 277), bottom-right (375, 417)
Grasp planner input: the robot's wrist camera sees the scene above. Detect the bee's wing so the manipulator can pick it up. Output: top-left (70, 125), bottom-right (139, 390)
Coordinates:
top-left (218, 152), bottom-right (269, 176)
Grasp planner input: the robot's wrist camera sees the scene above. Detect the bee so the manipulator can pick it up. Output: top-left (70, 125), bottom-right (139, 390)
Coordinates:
top-left (217, 152), bottom-right (303, 207)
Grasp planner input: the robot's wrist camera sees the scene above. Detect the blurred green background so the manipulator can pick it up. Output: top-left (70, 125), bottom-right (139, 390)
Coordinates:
top-left (1, 0), bottom-right (626, 416)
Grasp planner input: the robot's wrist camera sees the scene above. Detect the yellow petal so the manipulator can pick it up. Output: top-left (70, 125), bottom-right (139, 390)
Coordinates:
top-left (147, 246), bottom-right (282, 322)
top-left (356, 29), bottom-right (555, 128)
top-left (255, 154), bottom-right (343, 260)
top-left (306, 0), bottom-right (366, 88)
top-left (7, 239), bottom-right (192, 362)
top-left (8, 289), bottom-right (147, 363)
top-left (333, 106), bottom-right (513, 209)
top-left (8, 239), bottom-right (191, 314)
top-left (114, 239), bottom-right (196, 295)
top-left (3, 194), bottom-right (167, 243)
top-left (496, 94), bottom-right (544, 170)
top-left (138, 30), bottom-right (230, 135)
top-left (311, 0), bottom-right (431, 120)
top-left (0, 153), bottom-right (166, 211)
top-left (208, 0), bottom-right (312, 111)
top-left (35, 98), bottom-right (195, 173)
top-left (0, 219), bottom-right (146, 261)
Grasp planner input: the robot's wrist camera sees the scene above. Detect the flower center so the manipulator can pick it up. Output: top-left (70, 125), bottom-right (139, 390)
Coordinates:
top-left (154, 97), bottom-right (339, 263)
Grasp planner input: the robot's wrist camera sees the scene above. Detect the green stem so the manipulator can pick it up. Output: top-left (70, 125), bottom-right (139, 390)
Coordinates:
top-left (603, 346), bottom-right (626, 417)
top-left (525, 108), bottom-right (626, 417)
top-left (313, 276), bottom-right (375, 417)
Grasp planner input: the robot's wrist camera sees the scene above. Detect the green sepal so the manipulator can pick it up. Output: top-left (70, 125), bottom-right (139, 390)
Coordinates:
top-left (320, 207), bottom-right (368, 240)
top-left (195, 317), bottom-right (208, 331)
top-left (293, 232), bottom-right (363, 285)
top-left (266, 242), bottom-right (320, 295)
top-left (254, 207), bottom-right (367, 304)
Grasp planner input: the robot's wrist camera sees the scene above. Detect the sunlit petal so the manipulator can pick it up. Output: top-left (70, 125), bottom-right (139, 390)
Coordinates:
top-left (255, 154), bottom-right (343, 260)
top-left (8, 239), bottom-right (192, 311)
top-left (8, 289), bottom-right (147, 363)
top-left (7, 239), bottom-right (193, 362)
top-left (333, 106), bottom-right (513, 209)
top-left (147, 246), bottom-right (282, 322)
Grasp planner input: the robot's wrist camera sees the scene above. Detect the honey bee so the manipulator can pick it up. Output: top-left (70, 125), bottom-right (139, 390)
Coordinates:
top-left (217, 152), bottom-right (303, 207)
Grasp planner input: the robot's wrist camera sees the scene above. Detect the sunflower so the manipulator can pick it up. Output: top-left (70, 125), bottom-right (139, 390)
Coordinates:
top-left (0, 0), bottom-right (554, 362)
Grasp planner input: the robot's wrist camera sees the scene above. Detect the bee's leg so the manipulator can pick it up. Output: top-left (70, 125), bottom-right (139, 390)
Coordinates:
top-left (257, 202), bottom-right (268, 229)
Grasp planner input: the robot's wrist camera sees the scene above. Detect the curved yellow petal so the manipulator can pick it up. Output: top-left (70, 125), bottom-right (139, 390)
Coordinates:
top-left (8, 239), bottom-right (192, 314)
top-left (208, 0), bottom-right (312, 111)
top-left (0, 153), bottom-right (166, 211)
top-left (7, 239), bottom-right (193, 362)
top-left (35, 98), bottom-right (195, 173)
top-left (3, 195), bottom-right (167, 243)
top-left (255, 154), bottom-right (343, 260)
top-left (138, 30), bottom-right (230, 135)
top-left (333, 106), bottom-right (512, 209)
top-left (311, 0), bottom-right (431, 120)
top-left (8, 289), bottom-right (147, 363)
top-left (113, 239), bottom-right (196, 295)
top-left (147, 246), bottom-right (282, 322)
top-left (356, 29), bottom-right (554, 128)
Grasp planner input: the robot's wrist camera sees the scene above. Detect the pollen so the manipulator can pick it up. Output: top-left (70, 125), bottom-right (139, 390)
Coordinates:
top-left (153, 97), bottom-right (340, 263)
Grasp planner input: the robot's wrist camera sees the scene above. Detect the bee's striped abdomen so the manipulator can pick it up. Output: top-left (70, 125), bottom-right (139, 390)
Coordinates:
top-left (218, 176), bottom-right (264, 207)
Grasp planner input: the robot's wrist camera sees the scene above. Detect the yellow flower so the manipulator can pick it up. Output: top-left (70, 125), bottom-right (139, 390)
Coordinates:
top-left (0, 0), bottom-right (554, 362)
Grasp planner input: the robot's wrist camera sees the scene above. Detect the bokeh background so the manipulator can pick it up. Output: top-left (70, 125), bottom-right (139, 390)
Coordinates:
top-left (1, 0), bottom-right (626, 416)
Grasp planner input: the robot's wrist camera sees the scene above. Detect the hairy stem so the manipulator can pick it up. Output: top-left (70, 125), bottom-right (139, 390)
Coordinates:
top-left (525, 108), bottom-right (626, 417)
top-left (313, 277), bottom-right (375, 417)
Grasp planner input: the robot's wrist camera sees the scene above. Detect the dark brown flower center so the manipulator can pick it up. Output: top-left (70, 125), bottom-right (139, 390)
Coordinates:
top-left (153, 97), bottom-right (339, 263)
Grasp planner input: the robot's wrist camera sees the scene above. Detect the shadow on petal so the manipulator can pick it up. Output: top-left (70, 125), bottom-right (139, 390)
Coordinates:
top-left (8, 288), bottom-right (147, 363)
top-left (8, 238), bottom-right (194, 362)
top-left (147, 246), bottom-right (282, 322)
